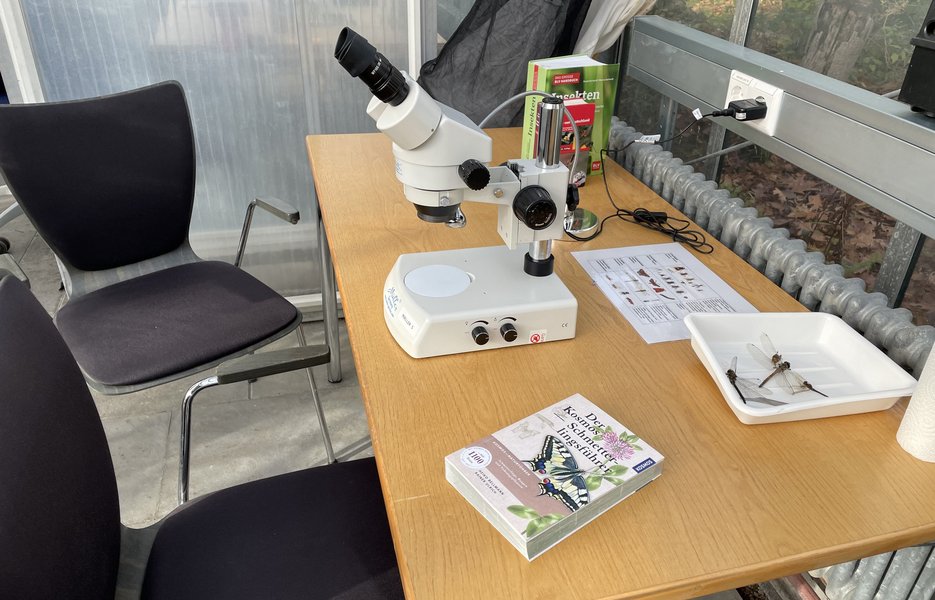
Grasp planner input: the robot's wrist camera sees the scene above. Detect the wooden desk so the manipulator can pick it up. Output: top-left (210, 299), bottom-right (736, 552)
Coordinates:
top-left (307, 129), bottom-right (935, 600)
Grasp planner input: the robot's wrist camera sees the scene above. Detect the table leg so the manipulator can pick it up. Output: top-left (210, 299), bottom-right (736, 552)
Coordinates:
top-left (319, 214), bottom-right (342, 383)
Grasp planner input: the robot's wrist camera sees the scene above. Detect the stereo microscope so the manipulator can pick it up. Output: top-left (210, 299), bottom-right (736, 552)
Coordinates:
top-left (335, 28), bottom-right (578, 358)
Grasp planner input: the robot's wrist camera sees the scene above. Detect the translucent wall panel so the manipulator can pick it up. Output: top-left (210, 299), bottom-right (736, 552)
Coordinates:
top-left (297, 1), bottom-right (407, 135)
top-left (23, 0), bottom-right (407, 295)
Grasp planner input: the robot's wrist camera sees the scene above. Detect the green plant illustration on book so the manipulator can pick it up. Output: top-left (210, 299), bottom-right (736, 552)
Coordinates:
top-left (593, 425), bottom-right (643, 455)
top-left (507, 505), bottom-right (565, 538)
top-left (587, 425), bottom-right (642, 489)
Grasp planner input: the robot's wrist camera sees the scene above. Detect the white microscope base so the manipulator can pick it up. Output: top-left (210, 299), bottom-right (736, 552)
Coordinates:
top-left (383, 246), bottom-right (578, 358)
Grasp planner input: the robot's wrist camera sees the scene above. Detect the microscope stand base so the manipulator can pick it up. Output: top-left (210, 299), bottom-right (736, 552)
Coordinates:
top-left (383, 246), bottom-right (577, 358)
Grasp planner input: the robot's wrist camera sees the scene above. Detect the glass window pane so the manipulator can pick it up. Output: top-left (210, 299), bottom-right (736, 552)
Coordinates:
top-left (747, 0), bottom-right (931, 93)
top-left (900, 237), bottom-right (935, 326)
top-left (437, 0), bottom-right (473, 48)
top-left (616, 77), bottom-right (716, 159)
top-left (718, 135), bottom-right (896, 290)
top-left (652, 0), bottom-right (736, 39)
top-left (669, 113), bottom-right (715, 159)
top-left (617, 76), bottom-right (667, 135)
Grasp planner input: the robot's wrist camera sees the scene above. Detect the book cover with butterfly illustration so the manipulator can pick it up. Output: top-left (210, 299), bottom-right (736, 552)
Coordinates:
top-left (445, 393), bottom-right (664, 560)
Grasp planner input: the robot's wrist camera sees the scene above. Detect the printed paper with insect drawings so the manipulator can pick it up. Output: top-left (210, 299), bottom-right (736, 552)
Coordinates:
top-left (573, 243), bottom-right (757, 343)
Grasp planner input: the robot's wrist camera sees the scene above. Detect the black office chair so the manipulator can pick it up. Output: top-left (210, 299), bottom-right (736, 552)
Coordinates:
top-left (0, 81), bottom-right (336, 503)
top-left (0, 276), bottom-right (403, 600)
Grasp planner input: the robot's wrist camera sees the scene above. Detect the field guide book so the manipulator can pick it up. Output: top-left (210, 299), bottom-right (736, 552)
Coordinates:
top-left (445, 394), bottom-right (663, 560)
top-left (521, 55), bottom-right (620, 184)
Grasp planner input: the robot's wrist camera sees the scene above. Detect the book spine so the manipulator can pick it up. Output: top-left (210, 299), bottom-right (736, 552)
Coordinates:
top-left (521, 62), bottom-right (541, 159)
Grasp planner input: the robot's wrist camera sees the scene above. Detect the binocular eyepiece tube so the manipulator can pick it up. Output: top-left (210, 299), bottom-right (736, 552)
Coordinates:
top-left (335, 27), bottom-right (409, 106)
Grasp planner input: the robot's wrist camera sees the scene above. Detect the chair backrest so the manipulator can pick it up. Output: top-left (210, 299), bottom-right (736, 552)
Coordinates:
top-left (0, 81), bottom-right (196, 272)
top-left (0, 276), bottom-right (121, 598)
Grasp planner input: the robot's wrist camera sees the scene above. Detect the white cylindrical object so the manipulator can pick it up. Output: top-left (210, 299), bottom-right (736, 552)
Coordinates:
top-left (370, 74), bottom-right (442, 151)
top-left (897, 349), bottom-right (935, 462)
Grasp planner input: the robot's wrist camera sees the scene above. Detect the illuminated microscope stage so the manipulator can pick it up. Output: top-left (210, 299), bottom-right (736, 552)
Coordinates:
top-left (383, 246), bottom-right (577, 358)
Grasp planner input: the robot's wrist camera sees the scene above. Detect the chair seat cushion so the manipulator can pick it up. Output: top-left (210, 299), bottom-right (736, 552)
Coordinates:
top-left (141, 458), bottom-right (404, 600)
top-left (55, 261), bottom-right (298, 387)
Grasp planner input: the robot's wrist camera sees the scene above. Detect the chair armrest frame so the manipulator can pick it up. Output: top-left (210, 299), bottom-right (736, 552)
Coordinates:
top-left (177, 344), bottom-right (331, 504)
top-left (216, 345), bottom-right (330, 384)
top-left (234, 196), bottom-right (301, 268)
top-left (178, 376), bottom-right (220, 504)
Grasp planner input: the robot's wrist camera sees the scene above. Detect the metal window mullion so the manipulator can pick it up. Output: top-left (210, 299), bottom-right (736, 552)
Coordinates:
top-left (703, 0), bottom-right (759, 178)
top-left (0, 0), bottom-right (45, 102)
top-left (658, 97), bottom-right (677, 150)
top-left (874, 222), bottom-right (926, 308)
top-left (407, 0), bottom-right (437, 75)
top-left (614, 23), bottom-right (633, 118)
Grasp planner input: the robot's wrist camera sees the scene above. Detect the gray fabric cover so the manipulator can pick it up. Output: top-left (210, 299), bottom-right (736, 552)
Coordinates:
top-left (419, 0), bottom-right (591, 127)
top-left (55, 260), bottom-right (299, 387)
top-left (0, 81), bottom-right (195, 271)
top-left (141, 458), bottom-right (404, 600)
top-left (0, 276), bottom-right (122, 599)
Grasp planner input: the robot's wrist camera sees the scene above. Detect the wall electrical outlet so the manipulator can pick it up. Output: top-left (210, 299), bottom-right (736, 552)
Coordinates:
top-left (725, 70), bottom-right (784, 136)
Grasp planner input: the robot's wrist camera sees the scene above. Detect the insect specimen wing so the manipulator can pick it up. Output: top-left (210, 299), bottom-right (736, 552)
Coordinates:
top-left (746, 343), bottom-right (776, 369)
top-left (747, 396), bottom-right (787, 407)
top-left (772, 367), bottom-right (798, 394)
top-left (760, 333), bottom-right (780, 362)
top-left (736, 377), bottom-right (772, 397)
top-left (785, 369), bottom-right (827, 396)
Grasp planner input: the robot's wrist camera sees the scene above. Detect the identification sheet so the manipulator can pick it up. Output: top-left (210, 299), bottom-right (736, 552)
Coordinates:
top-left (572, 243), bottom-right (757, 343)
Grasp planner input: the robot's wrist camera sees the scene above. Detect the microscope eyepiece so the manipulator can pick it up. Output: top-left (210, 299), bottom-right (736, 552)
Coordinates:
top-left (335, 27), bottom-right (409, 106)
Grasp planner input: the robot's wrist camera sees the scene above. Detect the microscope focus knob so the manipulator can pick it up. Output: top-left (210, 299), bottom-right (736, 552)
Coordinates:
top-left (512, 185), bottom-right (556, 230)
top-left (458, 159), bottom-right (490, 191)
top-left (471, 325), bottom-right (490, 345)
top-left (500, 322), bottom-right (518, 342)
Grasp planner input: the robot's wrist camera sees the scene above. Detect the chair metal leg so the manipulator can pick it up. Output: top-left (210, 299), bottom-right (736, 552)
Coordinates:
top-left (296, 325), bottom-right (336, 464)
top-left (0, 201), bottom-right (23, 230)
top-left (319, 216), bottom-right (343, 383)
top-left (178, 376), bottom-right (220, 505)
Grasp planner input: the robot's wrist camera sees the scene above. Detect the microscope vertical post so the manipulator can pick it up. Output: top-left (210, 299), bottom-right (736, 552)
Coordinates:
top-left (529, 97), bottom-right (565, 265)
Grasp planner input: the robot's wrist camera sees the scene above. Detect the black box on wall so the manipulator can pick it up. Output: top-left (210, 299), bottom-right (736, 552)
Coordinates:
top-left (899, 0), bottom-right (935, 116)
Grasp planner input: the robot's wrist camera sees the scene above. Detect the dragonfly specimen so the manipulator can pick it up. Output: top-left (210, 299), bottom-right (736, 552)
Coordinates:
top-left (783, 368), bottom-right (829, 397)
top-left (725, 356), bottom-right (786, 406)
top-left (747, 333), bottom-right (828, 397)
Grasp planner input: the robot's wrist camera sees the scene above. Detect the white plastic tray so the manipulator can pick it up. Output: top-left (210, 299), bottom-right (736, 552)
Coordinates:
top-left (684, 312), bottom-right (917, 424)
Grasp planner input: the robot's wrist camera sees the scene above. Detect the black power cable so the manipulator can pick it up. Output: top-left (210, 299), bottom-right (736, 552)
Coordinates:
top-left (565, 147), bottom-right (714, 254)
top-left (565, 100), bottom-right (772, 251)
